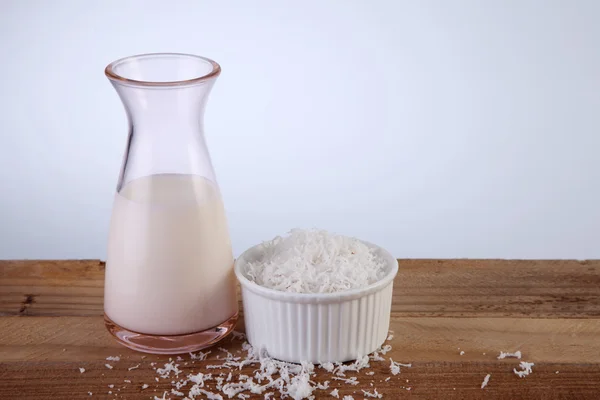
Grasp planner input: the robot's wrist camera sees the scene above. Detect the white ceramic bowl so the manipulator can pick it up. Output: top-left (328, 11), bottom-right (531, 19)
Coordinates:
top-left (234, 240), bottom-right (398, 363)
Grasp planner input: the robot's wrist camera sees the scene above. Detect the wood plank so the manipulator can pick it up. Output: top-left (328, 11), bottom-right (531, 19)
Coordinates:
top-left (2, 259), bottom-right (600, 318)
top-left (1, 316), bottom-right (599, 399)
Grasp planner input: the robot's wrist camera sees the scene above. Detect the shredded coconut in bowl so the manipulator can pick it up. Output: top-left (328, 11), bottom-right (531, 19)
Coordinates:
top-left (243, 229), bottom-right (388, 294)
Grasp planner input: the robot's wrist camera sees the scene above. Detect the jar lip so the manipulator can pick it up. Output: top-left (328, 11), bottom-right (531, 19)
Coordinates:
top-left (105, 53), bottom-right (221, 87)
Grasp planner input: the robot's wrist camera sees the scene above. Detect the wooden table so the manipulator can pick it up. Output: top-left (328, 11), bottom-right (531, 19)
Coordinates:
top-left (1, 259), bottom-right (599, 399)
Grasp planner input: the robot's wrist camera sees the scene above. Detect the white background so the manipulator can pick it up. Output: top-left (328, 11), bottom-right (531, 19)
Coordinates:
top-left (1, 0), bottom-right (599, 260)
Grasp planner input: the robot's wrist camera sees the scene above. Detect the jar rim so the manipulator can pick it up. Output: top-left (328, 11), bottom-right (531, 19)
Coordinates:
top-left (105, 53), bottom-right (221, 87)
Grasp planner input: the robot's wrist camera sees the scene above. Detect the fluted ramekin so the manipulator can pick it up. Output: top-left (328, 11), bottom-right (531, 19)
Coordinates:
top-left (234, 240), bottom-right (398, 363)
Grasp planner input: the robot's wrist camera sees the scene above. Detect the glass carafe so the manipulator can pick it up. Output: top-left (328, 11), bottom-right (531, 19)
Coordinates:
top-left (103, 53), bottom-right (238, 354)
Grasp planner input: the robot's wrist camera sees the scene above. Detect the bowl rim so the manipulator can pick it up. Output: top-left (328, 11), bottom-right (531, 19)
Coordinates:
top-left (234, 239), bottom-right (399, 303)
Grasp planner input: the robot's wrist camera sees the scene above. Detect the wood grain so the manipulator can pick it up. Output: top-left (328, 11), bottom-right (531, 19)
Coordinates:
top-left (2, 259), bottom-right (600, 318)
top-left (1, 259), bottom-right (599, 399)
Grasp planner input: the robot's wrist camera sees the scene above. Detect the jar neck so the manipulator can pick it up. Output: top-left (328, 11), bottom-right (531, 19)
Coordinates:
top-left (111, 80), bottom-right (219, 191)
top-left (112, 81), bottom-right (215, 130)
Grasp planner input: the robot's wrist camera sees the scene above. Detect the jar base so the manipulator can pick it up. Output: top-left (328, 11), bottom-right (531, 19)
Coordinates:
top-left (104, 313), bottom-right (239, 355)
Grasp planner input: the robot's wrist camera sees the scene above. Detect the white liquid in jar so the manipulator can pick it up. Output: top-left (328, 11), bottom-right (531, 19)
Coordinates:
top-left (104, 174), bottom-right (238, 335)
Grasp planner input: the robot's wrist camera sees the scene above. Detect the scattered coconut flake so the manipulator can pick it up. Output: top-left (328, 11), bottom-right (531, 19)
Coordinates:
top-left (362, 389), bottom-right (382, 398)
top-left (154, 392), bottom-right (167, 400)
top-left (189, 387), bottom-right (223, 399)
top-left (231, 331), bottom-right (247, 341)
top-left (188, 372), bottom-right (212, 388)
top-left (498, 350), bottom-right (522, 360)
top-left (481, 374), bottom-right (491, 389)
top-left (384, 377), bottom-right (390, 382)
top-left (390, 359), bottom-right (411, 375)
top-left (105, 364), bottom-right (113, 369)
top-left (342, 396), bottom-right (354, 400)
top-left (316, 381), bottom-right (330, 390)
top-left (157, 362), bottom-right (181, 379)
top-left (79, 367), bottom-right (85, 373)
top-left (514, 361), bottom-right (534, 378)
top-left (171, 389), bottom-right (184, 396)
top-left (320, 362), bottom-right (335, 373)
top-left (244, 229), bottom-right (388, 294)
top-left (124, 380), bottom-right (131, 383)
top-left (128, 364), bottom-right (140, 371)
top-left (108, 385), bottom-right (114, 389)
top-left (556, 371), bottom-right (559, 374)
top-left (379, 345), bottom-right (392, 355)
top-left (330, 388), bottom-right (340, 398)
top-left (334, 355), bottom-right (370, 376)
top-left (264, 394), bottom-right (274, 399)
top-left (387, 334), bottom-right (394, 341)
top-left (459, 351), bottom-right (465, 356)
top-left (332, 377), bottom-right (359, 385)
top-left (106, 356), bottom-right (120, 362)
top-left (141, 384), bottom-right (149, 390)
top-left (88, 392), bottom-right (92, 396)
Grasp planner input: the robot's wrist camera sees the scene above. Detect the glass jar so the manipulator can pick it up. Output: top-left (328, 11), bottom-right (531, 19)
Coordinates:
top-left (103, 53), bottom-right (238, 354)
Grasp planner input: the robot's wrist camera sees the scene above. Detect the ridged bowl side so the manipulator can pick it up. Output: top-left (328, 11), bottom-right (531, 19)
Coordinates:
top-left (242, 281), bottom-right (394, 363)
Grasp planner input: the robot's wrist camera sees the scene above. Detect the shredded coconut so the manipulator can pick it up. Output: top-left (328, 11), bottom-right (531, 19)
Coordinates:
top-left (157, 362), bottom-right (182, 379)
top-left (481, 374), bottom-right (491, 389)
top-left (390, 359), bottom-right (411, 375)
top-left (154, 392), bottom-right (168, 400)
top-left (190, 351), bottom-right (211, 360)
top-left (320, 363), bottom-right (335, 373)
top-left (334, 356), bottom-right (370, 376)
top-left (362, 389), bottom-right (382, 398)
top-left (128, 364), bottom-right (140, 371)
top-left (332, 377), bottom-right (359, 385)
top-left (79, 368), bottom-right (85, 373)
top-left (459, 351), bottom-right (465, 356)
top-left (514, 361), bottom-right (534, 378)
top-left (244, 229), bottom-right (387, 294)
top-left (106, 356), bottom-right (120, 362)
top-left (104, 364), bottom-right (113, 369)
top-left (498, 350), bottom-right (522, 360)
top-left (316, 381), bottom-right (330, 390)
top-left (89, 330), bottom-right (414, 400)
top-left (189, 387), bottom-right (223, 399)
